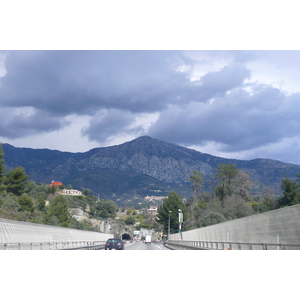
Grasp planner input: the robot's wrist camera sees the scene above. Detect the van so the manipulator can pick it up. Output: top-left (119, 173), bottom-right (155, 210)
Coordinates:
top-left (145, 235), bottom-right (151, 244)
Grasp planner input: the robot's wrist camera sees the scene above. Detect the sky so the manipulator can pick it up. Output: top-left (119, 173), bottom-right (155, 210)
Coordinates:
top-left (1, 50), bottom-right (300, 164)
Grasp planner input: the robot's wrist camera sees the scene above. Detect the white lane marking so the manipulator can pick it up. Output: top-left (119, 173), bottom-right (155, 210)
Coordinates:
top-left (155, 245), bottom-right (161, 249)
top-left (136, 243), bottom-right (143, 250)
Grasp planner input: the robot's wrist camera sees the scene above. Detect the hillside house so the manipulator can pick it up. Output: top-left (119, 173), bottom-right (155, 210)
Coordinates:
top-left (147, 206), bottom-right (158, 214)
top-left (49, 181), bottom-right (63, 188)
top-left (60, 189), bottom-right (83, 196)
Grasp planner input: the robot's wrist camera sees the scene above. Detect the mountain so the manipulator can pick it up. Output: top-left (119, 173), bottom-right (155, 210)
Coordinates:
top-left (3, 136), bottom-right (300, 205)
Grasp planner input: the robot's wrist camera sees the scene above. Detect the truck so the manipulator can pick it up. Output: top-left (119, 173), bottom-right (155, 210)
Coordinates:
top-left (145, 235), bottom-right (152, 244)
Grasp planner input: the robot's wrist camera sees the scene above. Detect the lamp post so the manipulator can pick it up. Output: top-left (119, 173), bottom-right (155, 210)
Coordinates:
top-left (178, 209), bottom-right (183, 240)
top-left (168, 211), bottom-right (172, 240)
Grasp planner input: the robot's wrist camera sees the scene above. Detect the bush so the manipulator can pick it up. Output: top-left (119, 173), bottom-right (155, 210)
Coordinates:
top-left (125, 216), bottom-right (136, 225)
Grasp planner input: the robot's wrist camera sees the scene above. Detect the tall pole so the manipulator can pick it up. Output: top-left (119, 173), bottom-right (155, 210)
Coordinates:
top-left (178, 209), bottom-right (183, 240)
top-left (168, 211), bottom-right (171, 239)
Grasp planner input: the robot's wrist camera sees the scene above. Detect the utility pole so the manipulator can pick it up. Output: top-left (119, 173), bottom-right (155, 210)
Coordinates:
top-left (178, 209), bottom-right (183, 240)
top-left (168, 211), bottom-right (172, 240)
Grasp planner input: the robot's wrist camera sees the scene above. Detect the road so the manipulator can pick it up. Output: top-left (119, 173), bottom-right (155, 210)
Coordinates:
top-left (123, 240), bottom-right (171, 250)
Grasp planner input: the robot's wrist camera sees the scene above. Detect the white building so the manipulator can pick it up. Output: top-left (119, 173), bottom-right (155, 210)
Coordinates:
top-left (60, 189), bottom-right (83, 196)
top-left (147, 206), bottom-right (158, 214)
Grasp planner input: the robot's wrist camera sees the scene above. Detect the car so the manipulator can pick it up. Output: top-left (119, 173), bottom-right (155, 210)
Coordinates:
top-left (105, 238), bottom-right (124, 250)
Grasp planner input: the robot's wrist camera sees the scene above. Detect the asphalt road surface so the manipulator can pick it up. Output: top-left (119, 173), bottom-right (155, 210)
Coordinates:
top-left (124, 240), bottom-right (171, 250)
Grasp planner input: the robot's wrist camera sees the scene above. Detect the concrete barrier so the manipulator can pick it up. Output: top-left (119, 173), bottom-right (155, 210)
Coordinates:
top-left (0, 217), bottom-right (113, 249)
top-left (169, 204), bottom-right (300, 250)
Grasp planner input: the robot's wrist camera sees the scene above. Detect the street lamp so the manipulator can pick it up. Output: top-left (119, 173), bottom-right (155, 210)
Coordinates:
top-left (178, 209), bottom-right (183, 240)
top-left (168, 211), bottom-right (172, 240)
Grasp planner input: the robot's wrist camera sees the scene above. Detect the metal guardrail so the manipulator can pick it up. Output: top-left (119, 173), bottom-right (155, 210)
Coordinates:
top-left (63, 244), bottom-right (105, 250)
top-left (0, 241), bottom-right (106, 250)
top-left (164, 241), bottom-right (212, 250)
top-left (165, 240), bottom-right (300, 250)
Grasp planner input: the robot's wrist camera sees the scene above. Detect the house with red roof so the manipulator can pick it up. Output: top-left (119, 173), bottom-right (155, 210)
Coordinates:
top-left (49, 181), bottom-right (63, 188)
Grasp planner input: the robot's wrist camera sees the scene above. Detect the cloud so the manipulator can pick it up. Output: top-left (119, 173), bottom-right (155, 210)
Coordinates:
top-left (0, 51), bottom-right (250, 143)
top-left (0, 107), bottom-right (69, 138)
top-left (195, 64), bottom-right (251, 99)
top-left (0, 51), bottom-right (195, 115)
top-left (147, 83), bottom-right (300, 153)
top-left (1, 50), bottom-right (300, 164)
top-left (81, 109), bottom-right (144, 142)
top-left (82, 109), bottom-right (160, 144)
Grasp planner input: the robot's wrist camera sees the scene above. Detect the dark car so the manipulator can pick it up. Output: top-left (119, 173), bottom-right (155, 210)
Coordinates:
top-left (105, 238), bottom-right (124, 250)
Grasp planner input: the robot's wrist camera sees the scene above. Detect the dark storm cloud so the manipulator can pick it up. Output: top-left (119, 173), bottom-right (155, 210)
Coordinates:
top-left (80, 64), bottom-right (251, 142)
top-left (0, 50), bottom-right (195, 115)
top-left (0, 50), bottom-right (196, 140)
top-left (197, 64), bottom-right (251, 98)
top-left (0, 108), bottom-right (69, 138)
top-left (0, 51), bottom-right (251, 143)
top-left (81, 109), bottom-right (145, 141)
top-left (2, 50), bottom-right (300, 162)
top-left (147, 84), bottom-right (300, 152)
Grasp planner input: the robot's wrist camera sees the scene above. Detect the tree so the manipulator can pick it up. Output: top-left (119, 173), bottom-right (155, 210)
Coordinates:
top-left (18, 194), bottom-right (35, 213)
top-left (0, 144), bottom-right (5, 191)
top-left (187, 170), bottom-right (204, 203)
top-left (278, 175), bottom-right (300, 207)
top-left (260, 195), bottom-right (278, 212)
top-left (214, 163), bottom-right (239, 201)
top-left (197, 211), bottom-right (226, 228)
top-left (222, 195), bottom-right (252, 219)
top-left (82, 188), bottom-right (90, 196)
top-left (47, 195), bottom-right (71, 227)
top-left (37, 195), bottom-right (46, 211)
top-left (234, 170), bottom-right (252, 199)
top-left (125, 216), bottom-right (136, 225)
top-left (94, 199), bottom-right (117, 218)
top-left (4, 167), bottom-right (29, 196)
top-left (156, 191), bottom-right (187, 234)
top-left (48, 215), bottom-right (60, 226)
top-left (0, 144), bottom-right (5, 181)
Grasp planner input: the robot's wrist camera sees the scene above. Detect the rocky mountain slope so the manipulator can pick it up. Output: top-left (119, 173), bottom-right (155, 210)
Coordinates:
top-left (3, 136), bottom-right (300, 204)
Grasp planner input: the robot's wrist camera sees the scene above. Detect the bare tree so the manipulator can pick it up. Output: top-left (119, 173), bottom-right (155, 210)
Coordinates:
top-left (222, 195), bottom-right (252, 219)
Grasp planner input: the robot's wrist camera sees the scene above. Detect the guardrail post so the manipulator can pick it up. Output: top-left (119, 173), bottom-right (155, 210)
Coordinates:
top-left (280, 244), bottom-right (286, 250)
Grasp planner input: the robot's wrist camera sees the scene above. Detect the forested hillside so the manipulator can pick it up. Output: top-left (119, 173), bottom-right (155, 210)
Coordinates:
top-left (3, 136), bottom-right (300, 205)
top-left (1, 142), bottom-right (300, 234)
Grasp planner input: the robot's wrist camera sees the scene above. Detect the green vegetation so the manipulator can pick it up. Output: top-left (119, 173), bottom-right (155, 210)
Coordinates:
top-left (156, 191), bottom-right (188, 234)
top-left (4, 167), bottom-right (29, 196)
top-left (2, 141), bottom-right (300, 236)
top-left (0, 143), bottom-right (118, 231)
top-left (184, 164), bottom-right (263, 230)
top-left (183, 163), bottom-right (300, 231)
top-left (278, 175), bottom-right (300, 207)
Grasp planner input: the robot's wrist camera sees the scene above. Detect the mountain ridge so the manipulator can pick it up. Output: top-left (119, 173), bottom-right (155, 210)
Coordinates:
top-left (2, 136), bottom-right (300, 204)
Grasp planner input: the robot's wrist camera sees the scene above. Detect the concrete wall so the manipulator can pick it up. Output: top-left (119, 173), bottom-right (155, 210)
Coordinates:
top-left (169, 204), bottom-right (300, 249)
top-left (0, 217), bottom-right (113, 244)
